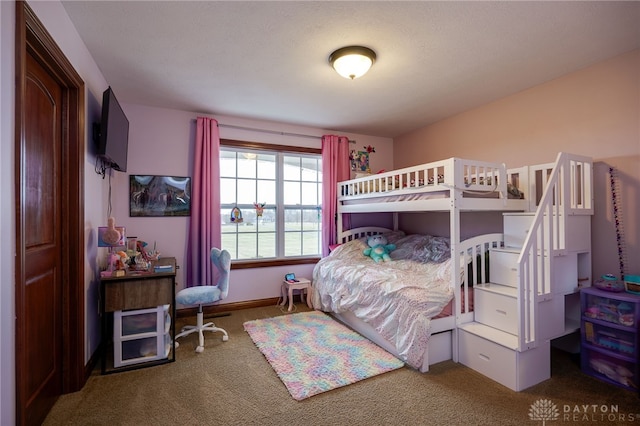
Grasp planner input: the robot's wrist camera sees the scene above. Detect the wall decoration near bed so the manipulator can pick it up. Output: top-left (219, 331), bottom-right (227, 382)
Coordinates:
top-left (350, 145), bottom-right (375, 172)
top-left (129, 175), bottom-right (191, 217)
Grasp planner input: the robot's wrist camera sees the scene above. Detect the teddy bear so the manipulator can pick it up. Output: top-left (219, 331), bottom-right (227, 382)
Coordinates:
top-left (363, 234), bottom-right (396, 263)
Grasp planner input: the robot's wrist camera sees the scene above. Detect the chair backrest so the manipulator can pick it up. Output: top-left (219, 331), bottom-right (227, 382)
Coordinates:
top-left (210, 247), bottom-right (231, 300)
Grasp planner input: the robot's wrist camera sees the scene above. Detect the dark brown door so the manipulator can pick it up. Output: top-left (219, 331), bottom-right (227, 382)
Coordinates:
top-left (15, 3), bottom-right (86, 425)
top-left (19, 51), bottom-right (64, 425)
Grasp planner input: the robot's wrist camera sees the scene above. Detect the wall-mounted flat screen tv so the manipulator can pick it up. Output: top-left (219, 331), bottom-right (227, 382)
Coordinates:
top-left (97, 86), bottom-right (129, 172)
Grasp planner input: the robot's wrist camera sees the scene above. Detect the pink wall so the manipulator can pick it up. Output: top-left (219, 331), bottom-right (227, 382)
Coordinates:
top-left (394, 50), bottom-right (640, 280)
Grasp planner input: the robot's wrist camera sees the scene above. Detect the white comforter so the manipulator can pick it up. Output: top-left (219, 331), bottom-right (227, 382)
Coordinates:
top-left (311, 236), bottom-right (454, 369)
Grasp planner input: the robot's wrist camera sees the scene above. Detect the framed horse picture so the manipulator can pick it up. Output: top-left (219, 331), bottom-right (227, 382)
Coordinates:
top-left (129, 175), bottom-right (191, 217)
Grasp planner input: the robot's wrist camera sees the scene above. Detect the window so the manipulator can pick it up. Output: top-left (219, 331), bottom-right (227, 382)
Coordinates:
top-left (220, 143), bottom-right (322, 262)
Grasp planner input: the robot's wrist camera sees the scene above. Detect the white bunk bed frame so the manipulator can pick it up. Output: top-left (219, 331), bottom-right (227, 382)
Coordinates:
top-left (330, 153), bottom-right (593, 373)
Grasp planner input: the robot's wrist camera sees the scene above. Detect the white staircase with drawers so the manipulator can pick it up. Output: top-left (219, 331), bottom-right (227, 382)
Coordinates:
top-left (457, 153), bottom-right (593, 391)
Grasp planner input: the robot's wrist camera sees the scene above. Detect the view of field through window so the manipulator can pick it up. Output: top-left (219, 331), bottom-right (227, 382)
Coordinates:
top-left (220, 149), bottom-right (322, 260)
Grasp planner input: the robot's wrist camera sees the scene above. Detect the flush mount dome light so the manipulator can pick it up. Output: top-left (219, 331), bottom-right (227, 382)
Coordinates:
top-left (329, 46), bottom-right (376, 80)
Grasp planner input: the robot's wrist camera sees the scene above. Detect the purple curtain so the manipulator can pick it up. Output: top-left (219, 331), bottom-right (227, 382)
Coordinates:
top-left (186, 117), bottom-right (222, 287)
top-left (321, 135), bottom-right (351, 257)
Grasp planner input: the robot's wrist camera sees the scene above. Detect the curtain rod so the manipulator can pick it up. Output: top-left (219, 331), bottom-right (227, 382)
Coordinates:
top-left (218, 123), bottom-right (355, 143)
top-left (219, 123), bottom-right (319, 139)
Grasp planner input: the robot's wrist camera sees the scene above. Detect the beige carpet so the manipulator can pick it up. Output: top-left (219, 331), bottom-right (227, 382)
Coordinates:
top-left (44, 304), bottom-right (639, 426)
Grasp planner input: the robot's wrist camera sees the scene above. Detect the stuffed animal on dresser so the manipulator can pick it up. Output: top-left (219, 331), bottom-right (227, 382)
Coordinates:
top-left (363, 234), bottom-right (396, 263)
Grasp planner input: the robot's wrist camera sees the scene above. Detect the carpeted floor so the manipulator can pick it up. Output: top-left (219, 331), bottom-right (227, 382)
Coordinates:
top-left (44, 303), bottom-right (640, 426)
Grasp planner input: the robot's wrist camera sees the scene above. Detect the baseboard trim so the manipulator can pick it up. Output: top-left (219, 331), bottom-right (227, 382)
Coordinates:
top-left (176, 297), bottom-right (281, 318)
top-left (83, 347), bottom-right (100, 382)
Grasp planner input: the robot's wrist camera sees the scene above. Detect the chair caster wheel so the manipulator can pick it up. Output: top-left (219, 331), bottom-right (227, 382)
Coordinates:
top-left (195, 346), bottom-right (204, 353)
top-left (222, 335), bottom-right (229, 342)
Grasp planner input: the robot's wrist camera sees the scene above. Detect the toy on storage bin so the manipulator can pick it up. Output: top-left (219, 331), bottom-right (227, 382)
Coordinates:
top-left (594, 274), bottom-right (625, 292)
top-left (623, 274), bottom-right (640, 295)
top-left (618, 302), bottom-right (634, 327)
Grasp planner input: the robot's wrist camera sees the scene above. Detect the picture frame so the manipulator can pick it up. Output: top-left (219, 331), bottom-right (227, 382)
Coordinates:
top-left (129, 175), bottom-right (191, 217)
top-left (350, 150), bottom-right (370, 172)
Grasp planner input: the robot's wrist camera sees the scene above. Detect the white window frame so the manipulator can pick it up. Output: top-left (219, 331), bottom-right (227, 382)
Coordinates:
top-left (220, 142), bottom-right (322, 263)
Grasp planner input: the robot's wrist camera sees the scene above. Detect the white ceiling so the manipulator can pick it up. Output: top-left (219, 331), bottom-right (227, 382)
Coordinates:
top-left (61, 1), bottom-right (640, 138)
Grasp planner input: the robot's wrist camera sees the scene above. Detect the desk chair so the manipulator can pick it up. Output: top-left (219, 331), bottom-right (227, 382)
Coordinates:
top-left (174, 248), bottom-right (231, 352)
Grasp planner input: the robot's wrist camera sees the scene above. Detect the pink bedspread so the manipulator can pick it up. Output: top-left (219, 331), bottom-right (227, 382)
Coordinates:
top-left (434, 287), bottom-right (473, 319)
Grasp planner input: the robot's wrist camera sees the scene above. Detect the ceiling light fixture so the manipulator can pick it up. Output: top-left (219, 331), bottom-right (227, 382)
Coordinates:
top-left (329, 46), bottom-right (376, 80)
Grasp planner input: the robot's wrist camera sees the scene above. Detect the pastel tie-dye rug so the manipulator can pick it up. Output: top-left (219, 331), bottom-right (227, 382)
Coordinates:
top-left (243, 311), bottom-right (404, 401)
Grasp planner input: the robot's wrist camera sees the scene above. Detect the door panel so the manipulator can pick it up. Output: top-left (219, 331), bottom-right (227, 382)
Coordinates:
top-left (20, 51), bottom-right (63, 426)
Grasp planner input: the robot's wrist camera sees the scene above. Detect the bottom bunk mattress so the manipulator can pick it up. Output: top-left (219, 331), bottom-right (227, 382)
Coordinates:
top-left (312, 232), bottom-right (457, 369)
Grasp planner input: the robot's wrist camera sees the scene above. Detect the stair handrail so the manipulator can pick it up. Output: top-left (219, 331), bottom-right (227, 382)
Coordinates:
top-left (515, 152), bottom-right (593, 351)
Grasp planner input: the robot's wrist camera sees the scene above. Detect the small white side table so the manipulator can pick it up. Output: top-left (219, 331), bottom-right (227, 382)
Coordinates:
top-left (281, 278), bottom-right (313, 312)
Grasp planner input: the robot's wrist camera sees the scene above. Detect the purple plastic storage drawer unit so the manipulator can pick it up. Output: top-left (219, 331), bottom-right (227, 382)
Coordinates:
top-left (580, 287), bottom-right (640, 391)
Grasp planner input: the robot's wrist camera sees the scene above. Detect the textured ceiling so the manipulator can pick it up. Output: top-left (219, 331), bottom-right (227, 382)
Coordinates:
top-left (61, 1), bottom-right (640, 138)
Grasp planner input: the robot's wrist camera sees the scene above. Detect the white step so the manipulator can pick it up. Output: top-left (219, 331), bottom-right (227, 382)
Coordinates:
top-left (475, 282), bottom-right (517, 297)
top-left (503, 212), bottom-right (534, 249)
top-left (474, 284), bottom-right (518, 334)
top-left (489, 248), bottom-right (520, 288)
top-left (458, 322), bottom-right (518, 350)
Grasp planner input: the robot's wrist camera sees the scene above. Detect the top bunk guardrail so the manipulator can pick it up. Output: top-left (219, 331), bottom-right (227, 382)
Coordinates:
top-left (338, 158), bottom-right (531, 213)
top-left (339, 158), bottom-right (515, 199)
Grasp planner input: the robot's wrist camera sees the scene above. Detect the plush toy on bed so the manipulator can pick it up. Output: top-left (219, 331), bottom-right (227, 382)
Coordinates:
top-left (363, 235), bottom-right (396, 263)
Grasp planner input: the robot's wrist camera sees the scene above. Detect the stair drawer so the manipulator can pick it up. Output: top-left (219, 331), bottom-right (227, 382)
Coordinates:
top-left (459, 330), bottom-right (517, 390)
top-left (459, 329), bottom-right (551, 391)
top-left (490, 250), bottom-right (519, 287)
top-left (474, 289), bottom-right (518, 335)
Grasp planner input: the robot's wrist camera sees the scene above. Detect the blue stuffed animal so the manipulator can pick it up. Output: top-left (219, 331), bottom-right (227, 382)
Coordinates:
top-left (363, 235), bottom-right (396, 263)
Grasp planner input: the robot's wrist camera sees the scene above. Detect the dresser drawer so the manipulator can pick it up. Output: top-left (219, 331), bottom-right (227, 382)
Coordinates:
top-left (474, 288), bottom-right (517, 335)
top-left (490, 249), bottom-right (519, 287)
top-left (459, 330), bottom-right (517, 390)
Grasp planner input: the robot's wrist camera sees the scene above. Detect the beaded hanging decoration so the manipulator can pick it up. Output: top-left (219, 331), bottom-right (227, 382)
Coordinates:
top-left (609, 167), bottom-right (626, 279)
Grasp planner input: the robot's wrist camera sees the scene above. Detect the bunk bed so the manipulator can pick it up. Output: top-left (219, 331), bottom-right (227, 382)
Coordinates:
top-left (312, 154), bottom-right (594, 382)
